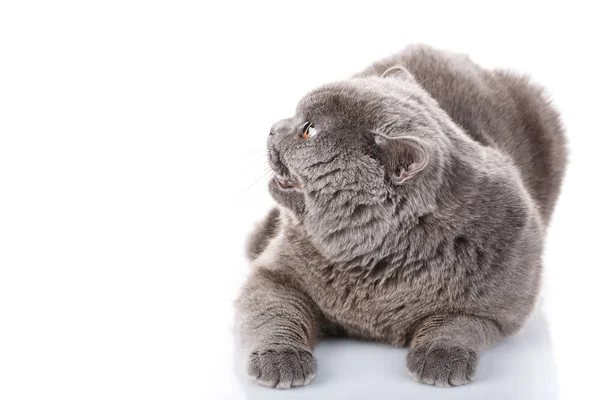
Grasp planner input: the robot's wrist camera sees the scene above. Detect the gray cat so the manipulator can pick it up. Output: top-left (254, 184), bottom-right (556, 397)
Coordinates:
top-left (236, 44), bottom-right (566, 389)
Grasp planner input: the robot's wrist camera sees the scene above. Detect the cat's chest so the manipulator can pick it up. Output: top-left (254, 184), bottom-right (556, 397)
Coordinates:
top-left (283, 249), bottom-right (445, 344)
top-left (307, 264), bottom-right (428, 344)
top-left (269, 227), bottom-right (460, 343)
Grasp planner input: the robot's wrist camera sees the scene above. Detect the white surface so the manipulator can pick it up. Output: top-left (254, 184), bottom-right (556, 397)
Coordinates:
top-left (237, 311), bottom-right (558, 400)
top-left (1, 1), bottom-right (599, 399)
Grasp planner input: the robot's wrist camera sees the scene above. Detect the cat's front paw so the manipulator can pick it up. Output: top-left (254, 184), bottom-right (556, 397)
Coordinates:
top-left (406, 343), bottom-right (478, 387)
top-left (246, 344), bottom-right (317, 389)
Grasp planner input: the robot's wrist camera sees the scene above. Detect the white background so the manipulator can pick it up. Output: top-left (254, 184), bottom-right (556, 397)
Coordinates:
top-left (1, 1), bottom-right (598, 399)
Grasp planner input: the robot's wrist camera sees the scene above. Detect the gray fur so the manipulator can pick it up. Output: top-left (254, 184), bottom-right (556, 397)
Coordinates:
top-left (236, 45), bottom-right (566, 389)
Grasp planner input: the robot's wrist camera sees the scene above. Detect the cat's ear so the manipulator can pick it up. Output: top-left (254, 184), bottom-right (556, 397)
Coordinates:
top-left (373, 133), bottom-right (429, 184)
top-left (381, 65), bottom-right (416, 84)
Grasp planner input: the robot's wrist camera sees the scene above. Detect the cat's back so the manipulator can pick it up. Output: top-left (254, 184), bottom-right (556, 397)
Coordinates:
top-left (362, 45), bottom-right (567, 223)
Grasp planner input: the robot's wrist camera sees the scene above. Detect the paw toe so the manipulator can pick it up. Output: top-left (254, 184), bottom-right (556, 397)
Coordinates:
top-left (407, 344), bottom-right (478, 387)
top-left (246, 345), bottom-right (316, 389)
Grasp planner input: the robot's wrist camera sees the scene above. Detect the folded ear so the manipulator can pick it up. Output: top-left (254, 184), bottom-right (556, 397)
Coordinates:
top-left (374, 133), bottom-right (429, 184)
top-left (381, 65), bottom-right (416, 84)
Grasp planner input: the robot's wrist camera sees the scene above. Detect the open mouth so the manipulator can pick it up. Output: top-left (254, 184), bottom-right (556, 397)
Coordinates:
top-left (274, 175), bottom-right (302, 191)
top-left (267, 146), bottom-right (302, 192)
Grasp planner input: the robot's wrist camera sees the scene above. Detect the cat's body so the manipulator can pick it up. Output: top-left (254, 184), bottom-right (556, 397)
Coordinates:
top-left (237, 45), bottom-right (566, 388)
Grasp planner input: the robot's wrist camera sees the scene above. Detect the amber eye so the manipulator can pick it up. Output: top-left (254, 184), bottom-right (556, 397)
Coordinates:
top-left (301, 122), bottom-right (317, 139)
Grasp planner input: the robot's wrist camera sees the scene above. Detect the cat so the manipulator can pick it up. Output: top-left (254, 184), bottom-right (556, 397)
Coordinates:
top-left (236, 44), bottom-right (567, 389)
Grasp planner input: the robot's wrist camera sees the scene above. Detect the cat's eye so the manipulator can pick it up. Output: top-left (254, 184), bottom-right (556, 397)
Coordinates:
top-left (301, 122), bottom-right (318, 139)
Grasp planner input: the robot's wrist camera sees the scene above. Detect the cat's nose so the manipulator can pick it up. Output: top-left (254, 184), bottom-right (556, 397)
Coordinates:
top-left (269, 123), bottom-right (282, 138)
top-left (269, 119), bottom-right (289, 138)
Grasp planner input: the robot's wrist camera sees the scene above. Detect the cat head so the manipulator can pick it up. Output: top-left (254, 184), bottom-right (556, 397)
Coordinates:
top-left (267, 67), bottom-right (452, 264)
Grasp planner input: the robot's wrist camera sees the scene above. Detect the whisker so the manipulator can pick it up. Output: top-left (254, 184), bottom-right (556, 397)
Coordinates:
top-left (242, 149), bottom-right (269, 155)
top-left (234, 168), bottom-right (273, 199)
